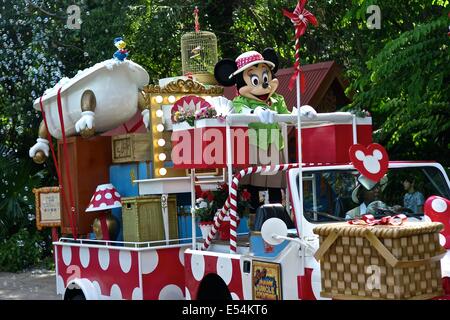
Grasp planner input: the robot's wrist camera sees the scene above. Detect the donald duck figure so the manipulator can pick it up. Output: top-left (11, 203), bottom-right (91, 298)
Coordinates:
top-left (113, 37), bottom-right (128, 61)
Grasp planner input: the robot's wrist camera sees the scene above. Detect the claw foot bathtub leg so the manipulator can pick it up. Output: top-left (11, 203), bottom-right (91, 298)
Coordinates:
top-left (80, 89), bottom-right (96, 138)
top-left (33, 120), bottom-right (49, 164)
top-left (138, 90), bottom-right (150, 131)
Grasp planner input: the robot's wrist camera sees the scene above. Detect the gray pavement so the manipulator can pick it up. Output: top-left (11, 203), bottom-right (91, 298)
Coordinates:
top-left (0, 269), bottom-right (60, 300)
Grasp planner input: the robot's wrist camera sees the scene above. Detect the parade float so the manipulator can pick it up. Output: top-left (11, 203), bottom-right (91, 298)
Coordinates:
top-left (29, 2), bottom-right (450, 300)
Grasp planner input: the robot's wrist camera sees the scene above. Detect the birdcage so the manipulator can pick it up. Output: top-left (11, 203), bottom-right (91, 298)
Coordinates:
top-left (181, 31), bottom-right (218, 85)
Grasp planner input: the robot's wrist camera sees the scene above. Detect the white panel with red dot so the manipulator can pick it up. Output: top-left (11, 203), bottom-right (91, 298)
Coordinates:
top-left (425, 196), bottom-right (450, 249)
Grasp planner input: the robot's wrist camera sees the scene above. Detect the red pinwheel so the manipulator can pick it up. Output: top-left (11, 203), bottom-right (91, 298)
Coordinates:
top-left (283, 0), bottom-right (318, 91)
top-left (283, 0), bottom-right (318, 37)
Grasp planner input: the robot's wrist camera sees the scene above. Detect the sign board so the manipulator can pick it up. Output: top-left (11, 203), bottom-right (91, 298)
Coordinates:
top-left (33, 187), bottom-right (61, 230)
top-left (252, 260), bottom-right (282, 300)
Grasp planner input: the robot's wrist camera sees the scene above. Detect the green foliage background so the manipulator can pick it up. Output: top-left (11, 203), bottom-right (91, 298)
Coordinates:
top-left (0, 0), bottom-right (448, 270)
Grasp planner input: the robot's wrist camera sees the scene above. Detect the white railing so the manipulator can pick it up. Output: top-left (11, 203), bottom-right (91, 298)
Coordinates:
top-left (55, 232), bottom-right (250, 250)
top-left (226, 112), bottom-right (359, 125)
top-left (56, 236), bottom-right (201, 250)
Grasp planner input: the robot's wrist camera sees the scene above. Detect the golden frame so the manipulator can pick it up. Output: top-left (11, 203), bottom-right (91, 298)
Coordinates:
top-left (252, 260), bottom-right (283, 300)
top-left (33, 187), bottom-right (61, 230)
top-left (144, 79), bottom-right (224, 178)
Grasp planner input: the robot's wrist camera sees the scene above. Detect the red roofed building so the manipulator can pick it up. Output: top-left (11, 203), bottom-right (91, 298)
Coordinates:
top-left (223, 61), bottom-right (351, 161)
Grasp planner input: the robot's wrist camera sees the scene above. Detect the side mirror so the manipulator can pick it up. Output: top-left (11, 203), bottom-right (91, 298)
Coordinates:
top-left (261, 218), bottom-right (288, 246)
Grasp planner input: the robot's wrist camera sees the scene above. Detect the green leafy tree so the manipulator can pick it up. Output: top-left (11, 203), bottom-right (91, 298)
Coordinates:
top-left (125, 0), bottom-right (241, 82)
top-left (0, 1), bottom-right (139, 242)
top-left (350, 15), bottom-right (450, 165)
top-left (0, 144), bottom-right (46, 237)
top-left (0, 1), bottom-right (69, 240)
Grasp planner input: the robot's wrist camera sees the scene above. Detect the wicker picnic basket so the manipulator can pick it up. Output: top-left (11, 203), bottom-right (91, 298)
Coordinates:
top-left (313, 222), bottom-right (446, 300)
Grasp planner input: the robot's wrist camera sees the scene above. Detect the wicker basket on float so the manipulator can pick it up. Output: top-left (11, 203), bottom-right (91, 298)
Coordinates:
top-left (313, 222), bottom-right (446, 300)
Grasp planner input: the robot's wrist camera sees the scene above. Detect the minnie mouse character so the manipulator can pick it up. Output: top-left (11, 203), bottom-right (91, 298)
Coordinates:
top-left (214, 48), bottom-right (316, 208)
top-left (214, 48), bottom-right (286, 128)
top-left (214, 48), bottom-right (316, 148)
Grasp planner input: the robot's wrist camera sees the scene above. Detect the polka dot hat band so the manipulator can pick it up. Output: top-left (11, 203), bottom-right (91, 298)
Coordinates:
top-left (229, 50), bottom-right (275, 79)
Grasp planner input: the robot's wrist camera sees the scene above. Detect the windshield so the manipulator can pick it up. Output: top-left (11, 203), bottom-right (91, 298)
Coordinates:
top-left (300, 166), bottom-right (450, 223)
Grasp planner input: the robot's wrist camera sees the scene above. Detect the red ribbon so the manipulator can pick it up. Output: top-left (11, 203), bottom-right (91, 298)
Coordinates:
top-left (286, 70), bottom-right (306, 94)
top-left (184, 72), bottom-right (194, 80)
top-left (39, 94), bottom-right (78, 240)
top-left (348, 214), bottom-right (408, 226)
top-left (282, 0), bottom-right (318, 91)
top-left (57, 88), bottom-right (78, 238)
top-left (122, 120), bottom-right (143, 134)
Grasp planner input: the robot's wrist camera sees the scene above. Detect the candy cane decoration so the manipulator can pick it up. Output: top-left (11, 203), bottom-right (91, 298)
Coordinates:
top-left (282, 0), bottom-right (317, 91)
top-left (194, 6), bottom-right (200, 33)
top-left (201, 164), bottom-right (300, 253)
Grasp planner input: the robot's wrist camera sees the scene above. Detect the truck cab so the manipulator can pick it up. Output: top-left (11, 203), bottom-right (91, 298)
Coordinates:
top-left (288, 161), bottom-right (450, 299)
top-left (183, 104), bottom-right (450, 301)
top-left (185, 161), bottom-right (450, 300)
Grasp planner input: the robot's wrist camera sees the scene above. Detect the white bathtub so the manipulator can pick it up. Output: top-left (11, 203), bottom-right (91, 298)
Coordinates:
top-left (33, 59), bottom-right (149, 139)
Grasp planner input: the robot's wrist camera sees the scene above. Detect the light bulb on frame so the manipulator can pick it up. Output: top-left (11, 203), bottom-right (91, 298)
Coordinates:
top-left (157, 139), bottom-right (166, 147)
top-left (158, 153), bottom-right (167, 161)
top-left (156, 124), bottom-right (164, 132)
top-left (168, 95), bottom-right (176, 104)
top-left (155, 95), bottom-right (164, 104)
top-left (159, 168), bottom-right (167, 176)
top-left (155, 109), bottom-right (164, 118)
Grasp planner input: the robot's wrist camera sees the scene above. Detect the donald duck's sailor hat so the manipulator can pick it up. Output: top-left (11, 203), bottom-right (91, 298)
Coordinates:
top-left (114, 37), bottom-right (124, 45)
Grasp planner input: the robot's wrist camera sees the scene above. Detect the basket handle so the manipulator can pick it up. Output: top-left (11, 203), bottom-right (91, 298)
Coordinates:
top-left (365, 231), bottom-right (447, 268)
top-left (314, 229), bottom-right (447, 268)
top-left (314, 230), bottom-right (339, 261)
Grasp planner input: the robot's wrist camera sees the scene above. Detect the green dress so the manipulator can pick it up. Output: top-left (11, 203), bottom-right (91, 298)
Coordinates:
top-left (232, 93), bottom-right (290, 151)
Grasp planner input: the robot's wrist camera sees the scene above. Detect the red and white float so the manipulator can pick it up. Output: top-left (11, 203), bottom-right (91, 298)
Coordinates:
top-left (55, 241), bottom-right (188, 300)
top-left (52, 111), bottom-right (450, 300)
top-left (30, 2), bottom-right (450, 300)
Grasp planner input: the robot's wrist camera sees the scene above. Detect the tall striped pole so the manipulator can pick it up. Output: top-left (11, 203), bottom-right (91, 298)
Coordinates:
top-left (283, 0), bottom-right (317, 236)
top-left (201, 164), bottom-right (300, 253)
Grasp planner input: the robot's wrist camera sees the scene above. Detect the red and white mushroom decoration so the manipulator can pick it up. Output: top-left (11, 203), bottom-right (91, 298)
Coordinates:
top-left (86, 183), bottom-right (122, 241)
top-left (424, 195), bottom-right (450, 249)
top-left (86, 183), bottom-right (122, 212)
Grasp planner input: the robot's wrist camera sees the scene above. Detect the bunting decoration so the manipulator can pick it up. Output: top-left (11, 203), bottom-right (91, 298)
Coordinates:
top-left (347, 214), bottom-right (408, 226)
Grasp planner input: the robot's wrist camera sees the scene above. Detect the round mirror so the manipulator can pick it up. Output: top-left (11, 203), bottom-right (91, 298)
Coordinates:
top-left (261, 218), bottom-right (288, 246)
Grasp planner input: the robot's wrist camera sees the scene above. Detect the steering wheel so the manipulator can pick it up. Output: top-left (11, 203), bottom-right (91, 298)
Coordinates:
top-left (367, 201), bottom-right (419, 218)
top-left (307, 211), bottom-right (345, 222)
top-left (366, 200), bottom-right (389, 216)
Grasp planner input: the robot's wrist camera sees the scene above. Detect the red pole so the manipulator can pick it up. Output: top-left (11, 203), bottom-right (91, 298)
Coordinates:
top-left (99, 211), bottom-right (110, 241)
top-left (51, 227), bottom-right (59, 242)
